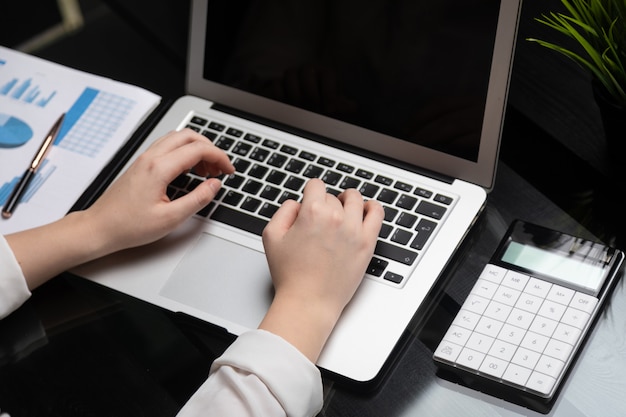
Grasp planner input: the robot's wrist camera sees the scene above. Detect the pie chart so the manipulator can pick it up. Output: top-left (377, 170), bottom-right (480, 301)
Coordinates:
top-left (0, 113), bottom-right (33, 148)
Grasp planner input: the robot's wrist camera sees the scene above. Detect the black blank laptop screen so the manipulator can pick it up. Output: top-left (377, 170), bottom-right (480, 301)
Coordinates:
top-left (203, 0), bottom-right (501, 162)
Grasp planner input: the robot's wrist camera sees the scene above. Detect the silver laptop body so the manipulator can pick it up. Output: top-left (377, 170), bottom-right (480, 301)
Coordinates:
top-left (75, 0), bottom-right (522, 386)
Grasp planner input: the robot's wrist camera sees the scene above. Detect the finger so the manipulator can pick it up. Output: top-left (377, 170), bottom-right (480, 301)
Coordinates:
top-left (168, 177), bottom-right (223, 215)
top-left (150, 128), bottom-right (211, 155)
top-left (362, 199), bottom-right (385, 238)
top-left (263, 199), bottom-right (301, 241)
top-left (300, 178), bottom-right (328, 205)
top-left (158, 140), bottom-right (234, 181)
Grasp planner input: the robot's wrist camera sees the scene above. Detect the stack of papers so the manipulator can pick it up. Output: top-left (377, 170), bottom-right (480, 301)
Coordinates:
top-left (0, 46), bottom-right (161, 234)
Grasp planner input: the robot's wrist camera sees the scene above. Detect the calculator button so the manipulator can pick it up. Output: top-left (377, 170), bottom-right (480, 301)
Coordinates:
top-left (492, 286), bottom-right (521, 307)
top-left (474, 316), bottom-right (503, 338)
top-left (560, 306), bottom-right (591, 329)
top-left (506, 307), bottom-right (535, 330)
top-left (521, 331), bottom-right (549, 353)
top-left (497, 323), bottom-right (526, 345)
top-left (529, 315), bottom-right (558, 337)
top-left (442, 325), bottom-right (472, 346)
top-left (515, 292), bottom-right (543, 314)
top-left (546, 284), bottom-right (575, 306)
top-left (570, 292), bottom-right (598, 314)
top-left (511, 346), bottom-right (541, 369)
top-left (479, 355), bottom-right (508, 378)
top-left (501, 270), bottom-right (529, 291)
top-left (466, 332), bottom-right (495, 354)
top-left (483, 300), bottom-right (512, 322)
top-left (503, 363), bottom-right (532, 387)
top-left (489, 339), bottom-right (517, 362)
top-left (543, 339), bottom-right (573, 362)
top-left (434, 340), bottom-right (463, 362)
top-left (535, 355), bottom-right (565, 379)
top-left (525, 277), bottom-right (552, 298)
top-left (526, 371), bottom-right (556, 395)
top-left (452, 309), bottom-right (481, 331)
top-left (537, 299), bottom-right (567, 321)
top-left (462, 294), bottom-right (490, 315)
top-left (471, 279), bottom-right (499, 299)
top-left (457, 348), bottom-right (485, 370)
top-left (552, 322), bottom-right (581, 345)
top-left (480, 264), bottom-right (507, 284)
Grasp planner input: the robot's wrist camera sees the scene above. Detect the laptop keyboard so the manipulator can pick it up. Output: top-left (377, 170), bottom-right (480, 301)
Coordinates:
top-left (167, 115), bottom-right (456, 287)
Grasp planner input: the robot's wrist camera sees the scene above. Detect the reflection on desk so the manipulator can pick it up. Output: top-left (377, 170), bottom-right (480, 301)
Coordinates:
top-left (1, 163), bottom-right (624, 417)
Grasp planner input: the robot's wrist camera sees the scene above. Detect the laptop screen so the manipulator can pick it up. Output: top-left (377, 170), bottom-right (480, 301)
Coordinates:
top-left (189, 0), bottom-right (520, 189)
top-left (202, 0), bottom-right (500, 163)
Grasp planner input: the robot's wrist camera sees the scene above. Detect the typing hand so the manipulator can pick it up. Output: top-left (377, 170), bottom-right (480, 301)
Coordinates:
top-left (260, 178), bottom-right (384, 362)
top-left (85, 128), bottom-right (235, 254)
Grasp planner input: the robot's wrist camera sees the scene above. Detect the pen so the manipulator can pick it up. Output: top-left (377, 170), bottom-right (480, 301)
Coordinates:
top-left (2, 113), bottom-right (65, 219)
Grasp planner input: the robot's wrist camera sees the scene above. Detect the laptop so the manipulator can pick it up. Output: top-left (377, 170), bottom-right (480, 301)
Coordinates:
top-left (74, 0), bottom-right (522, 387)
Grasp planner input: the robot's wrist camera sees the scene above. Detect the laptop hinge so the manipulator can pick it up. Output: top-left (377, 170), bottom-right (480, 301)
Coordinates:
top-left (211, 102), bottom-right (455, 185)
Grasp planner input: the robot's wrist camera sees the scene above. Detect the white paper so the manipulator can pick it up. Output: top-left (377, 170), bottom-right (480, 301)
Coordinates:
top-left (0, 46), bottom-right (161, 234)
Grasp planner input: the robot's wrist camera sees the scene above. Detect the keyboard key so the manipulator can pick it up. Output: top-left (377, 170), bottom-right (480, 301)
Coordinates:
top-left (415, 200), bottom-right (447, 220)
top-left (414, 187), bottom-right (433, 198)
top-left (434, 194), bottom-right (454, 205)
top-left (278, 191), bottom-right (300, 203)
top-left (211, 205), bottom-right (267, 236)
top-left (377, 188), bottom-right (399, 204)
top-left (303, 165), bottom-right (324, 178)
top-left (190, 116), bottom-right (208, 126)
top-left (340, 176), bottom-right (360, 189)
top-left (322, 170), bottom-right (342, 186)
top-left (367, 257), bottom-right (388, 276)
top-left (232, 142), bottom-right (252, 156)
top-left (410, 219), bottom-right (437, 250)
top-left (356, 169), bottom-right (374, 179)
top-left (241, 197), bottom-right (262, 212)
top-left (268, 153), bottom-right (288, 167)
top-left (224, 174), bottom-right (245, 189)
top-left (222, 190), bottom-right (244, 206)
top-left (375, 175), bottom-right (393, 186)
top-left (244, 133), bottom-right (262, 143)
top-left (266, 170), bottom-right (287, 185)
top-left (318, 157), bottom-right (335, 167)
top-left (208, 121), bottom-right (225, 131)
top-left (384, 271), bottom-right (404, 284)
top-left (248, 164), bottom-right (269, 179)
top-left (260, 185), bottom-right (281, 201)
top-left (396, 194), bottom-right (418, 210)
top-left (262, 139), bottom-right (280, 149)
top-left (259, 203), bottom-right (280, 218)
top-left (337, 163), bottom-right (354, 173)
top-left (250, 147), bottom-right (270, 162)
top-left (396, 212), bottom-right (417, 228)
top-left (280, 144), bottom-right (298, 155)
top-left (284, 176), bottom-right (305, 191)
top-left (359, 182), bottom-right (380, 198)
top-left (391, 229), bottom-right (413, 245)
top-left (299, 150), bottom-right (316, 161)
top-left (285, 159), bottom-right (306, 173)
top-left (374, 241), bottom-right (418, 265)
top-left (215, 136), bottom-right (235, 150)
top-left (226, 127), bottom-right (243, 137)
top-left (242, 179), bottom-right (263, 195)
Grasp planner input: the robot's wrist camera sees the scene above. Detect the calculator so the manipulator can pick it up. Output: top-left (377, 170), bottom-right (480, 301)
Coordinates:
top-left (433, 220), bottom-right (624, 412)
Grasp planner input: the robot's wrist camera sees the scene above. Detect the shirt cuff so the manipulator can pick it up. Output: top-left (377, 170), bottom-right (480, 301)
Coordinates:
top-left (211, 329), bottom-right (323, 417)
top-left (0, 235), bottom-right (31, 319)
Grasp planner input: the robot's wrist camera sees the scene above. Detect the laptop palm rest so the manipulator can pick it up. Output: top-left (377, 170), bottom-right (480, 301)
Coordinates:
top-left (159, 233), bottom-right (274, 329)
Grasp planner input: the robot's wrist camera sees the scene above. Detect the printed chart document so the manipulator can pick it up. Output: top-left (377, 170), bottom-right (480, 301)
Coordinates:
top-left (0, 46), bottom-right (161, 234)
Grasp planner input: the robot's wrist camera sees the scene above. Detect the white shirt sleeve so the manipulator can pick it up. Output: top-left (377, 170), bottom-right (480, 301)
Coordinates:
top-left (0, 235), bottom-right (31, 319)
top-left (177, 329), bottom-right (323, 417)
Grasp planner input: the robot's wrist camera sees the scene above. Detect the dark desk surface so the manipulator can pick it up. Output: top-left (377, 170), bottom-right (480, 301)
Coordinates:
top-left (2, 1), bottom-right (626, 416)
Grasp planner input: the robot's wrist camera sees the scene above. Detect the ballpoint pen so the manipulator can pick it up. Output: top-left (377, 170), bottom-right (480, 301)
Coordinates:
top-left (2, 113), bottom-right (66, 219)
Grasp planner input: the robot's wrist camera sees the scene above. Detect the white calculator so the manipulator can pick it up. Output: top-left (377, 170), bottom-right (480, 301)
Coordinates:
top-left (433, 220), bottom-right (624, 411)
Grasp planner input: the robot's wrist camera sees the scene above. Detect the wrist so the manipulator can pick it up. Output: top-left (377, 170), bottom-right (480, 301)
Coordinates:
top-left (259, 290), bottom-right (343, 363)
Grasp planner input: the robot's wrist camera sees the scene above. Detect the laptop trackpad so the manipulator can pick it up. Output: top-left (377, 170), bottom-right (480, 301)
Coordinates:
top-left (159, 233), bottom-right (274, 329)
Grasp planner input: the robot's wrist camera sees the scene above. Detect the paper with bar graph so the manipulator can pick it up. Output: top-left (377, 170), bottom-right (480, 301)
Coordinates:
top-left (0, 46), bottom-right (161, 234)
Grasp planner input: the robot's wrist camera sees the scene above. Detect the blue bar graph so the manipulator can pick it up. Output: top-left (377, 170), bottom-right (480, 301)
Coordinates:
top-left (0, 77), bottom-right (57, 108)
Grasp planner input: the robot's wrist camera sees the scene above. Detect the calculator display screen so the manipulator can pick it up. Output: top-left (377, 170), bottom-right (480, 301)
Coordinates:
top-left (501, 240), bottom-right (608, 294)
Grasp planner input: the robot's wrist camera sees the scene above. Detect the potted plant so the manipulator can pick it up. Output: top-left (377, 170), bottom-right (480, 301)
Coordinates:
top-left (527, 0), bottom-right (625, 167)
